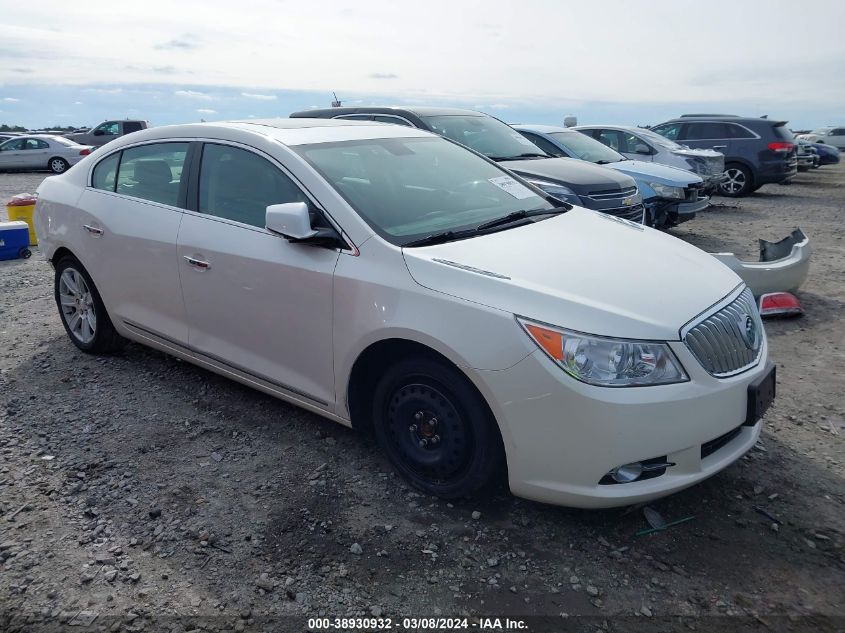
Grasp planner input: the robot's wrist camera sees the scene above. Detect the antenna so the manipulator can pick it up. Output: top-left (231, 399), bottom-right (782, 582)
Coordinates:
top-left (331, 92), bottom-right (342, 108)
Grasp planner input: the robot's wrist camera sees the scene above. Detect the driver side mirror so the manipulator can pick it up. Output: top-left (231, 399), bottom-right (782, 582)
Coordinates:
top-left (266, 202), bottom-right (344, 247)
top-left (634, 143), bottom-right (651, 155)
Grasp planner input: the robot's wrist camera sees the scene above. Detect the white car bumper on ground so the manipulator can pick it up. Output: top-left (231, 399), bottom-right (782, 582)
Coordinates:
top-left (476, 340), bottom-right (769, 509)
top-left (711, 229), bottom-right (810, 297)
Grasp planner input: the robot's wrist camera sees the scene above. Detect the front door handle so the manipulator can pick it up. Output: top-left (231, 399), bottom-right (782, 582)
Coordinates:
top-left (82, 224), bottom-right (104, 236)
top-left (183, 255), bottom-right (210, 270)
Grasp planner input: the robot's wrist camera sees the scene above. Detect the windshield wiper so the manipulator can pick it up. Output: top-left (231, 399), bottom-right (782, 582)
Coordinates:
top-left (488, 152), bottom-right (549, 161)
top-left (475, 207), bottom-right (564, 231)
top-left (595, 159), bottom-right (617, 165)
top-left (403, 229), bottom-right (477, 248)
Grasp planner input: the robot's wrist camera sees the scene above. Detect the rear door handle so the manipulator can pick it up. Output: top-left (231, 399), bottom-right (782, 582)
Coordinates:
top-left (82, 224), bottom-right (104, 236)
top-left (183, 255), bottom-right (210, 270)
top-left (712, 145), bottom-right (727, 149)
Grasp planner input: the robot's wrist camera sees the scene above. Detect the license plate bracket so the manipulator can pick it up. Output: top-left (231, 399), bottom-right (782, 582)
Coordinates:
top-left (745, 362), bottom-right (776, 426)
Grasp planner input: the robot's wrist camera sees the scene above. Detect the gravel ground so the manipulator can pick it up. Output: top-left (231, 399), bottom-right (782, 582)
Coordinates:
top-left (1, 167), bottom-right (843, 632)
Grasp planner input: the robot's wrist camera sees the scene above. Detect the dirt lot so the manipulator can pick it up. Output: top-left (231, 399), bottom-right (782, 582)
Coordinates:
top-left (1, 167), bottom-right (843, 633)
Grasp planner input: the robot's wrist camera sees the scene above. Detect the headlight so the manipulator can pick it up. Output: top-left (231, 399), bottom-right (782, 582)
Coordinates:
top-left (525, 179), bottom-right (582, 206)
top-left (518, 318), bottom-right (688, 387)
top-left (648, 182), bottom-right (685, 200)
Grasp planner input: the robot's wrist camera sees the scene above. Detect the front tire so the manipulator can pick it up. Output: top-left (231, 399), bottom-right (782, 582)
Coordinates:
top-left (54, 256), bottom-right (125, 354)
top-left (719, 163), bottom-right (753, 197)
top-left (49, 157), bottom-right (69, 174)
top-left (372, 356), bottom-right (504, 499)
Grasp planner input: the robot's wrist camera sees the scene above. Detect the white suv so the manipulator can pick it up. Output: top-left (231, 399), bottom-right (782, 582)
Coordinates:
top-left (34, 119), bottom-right (774, 508)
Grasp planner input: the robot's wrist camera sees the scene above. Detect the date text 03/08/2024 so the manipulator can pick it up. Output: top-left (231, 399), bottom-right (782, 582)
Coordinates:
top-left (307, 617), bottom-right (528, 630)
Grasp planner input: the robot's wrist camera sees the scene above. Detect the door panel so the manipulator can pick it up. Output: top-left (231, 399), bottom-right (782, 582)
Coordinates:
top-left (177, 213), bottom-right (338, 406)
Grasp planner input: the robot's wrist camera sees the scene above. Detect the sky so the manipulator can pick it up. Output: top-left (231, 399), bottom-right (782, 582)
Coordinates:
top-left (1, 0), bottom-right (843, 130)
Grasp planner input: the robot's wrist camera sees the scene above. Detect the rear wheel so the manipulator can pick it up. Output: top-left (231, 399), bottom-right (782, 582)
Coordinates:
top-left (719, 163), bottom-right (753, 197)
top-left (372, 356), bottom-right (504, 498)
top-left (54, 256), bottom-right (126, 354)
top-left (49, 157), bottom-right (69, 174)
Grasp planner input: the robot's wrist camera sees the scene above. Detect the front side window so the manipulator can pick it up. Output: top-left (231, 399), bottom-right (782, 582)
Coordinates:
top-left (549, 131), bottom-right (624, 163)
top-left (595, 130), bottom-right (624, 152)
top-left (296, 136), bottom-right (554, 245)
top-left (1, 139), bottom-right (24, 151)
top-left (92, 153), bottom-right (120, 191)
top-left (116, 143), bottom-right (188, 206)
top-left (96, 122), bottom-right (120, 136)
top-left (651, 123), bottom-right (683, 141)
top-left (421, 115), bottom-right (547, 160)
top-left (198, 144), bottom-right (309, 228)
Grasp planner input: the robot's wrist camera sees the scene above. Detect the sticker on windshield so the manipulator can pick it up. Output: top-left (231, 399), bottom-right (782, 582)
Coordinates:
top-left (488, 176), bottom-right (536, 200)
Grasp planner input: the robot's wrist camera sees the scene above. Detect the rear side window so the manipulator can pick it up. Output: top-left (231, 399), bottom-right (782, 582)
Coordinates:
top-left (831, 128), bottom-right (845, 136)
top-left (24, 139), bottom-right (50, 150)
top-left (116, 143), bottom-right (188, 206)
top-left (198, 144), bottom-right (309, 228)
top-left (123, 122), bottom-right (143, 133)
top-left (92, 153), bottom-right (120, 191)
top-left (725, 123), bottom-right (755, 139)
top-left (683, 122), bottom-right (730, 140)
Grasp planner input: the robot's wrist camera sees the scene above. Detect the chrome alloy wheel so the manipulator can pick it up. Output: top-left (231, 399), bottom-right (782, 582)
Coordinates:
top-left (721, 168), bottom-right (747, 195)
top-left (59, 268), bottom-right (97, 344)
top-left (50, 158), bottom-right (68, 174)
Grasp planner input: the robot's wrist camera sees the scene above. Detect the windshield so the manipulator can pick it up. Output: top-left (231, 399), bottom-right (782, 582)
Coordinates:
top-left (550, 131), bottom-right (624, 163)
top-left (637, 128), bottom-right (685, 150)
top-left (295, 136), bottom-right (554, 246)
top-left (421, 115), bottom-right (549, 160)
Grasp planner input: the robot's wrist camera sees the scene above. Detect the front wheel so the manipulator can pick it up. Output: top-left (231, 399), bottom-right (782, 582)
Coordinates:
top-left (372, 356), bottom-right (504, 499)
top-left (49, 157), bottom-right (69, 174)
top-left (54, 256), bottom-right (126, 354)
top-left (719, 164), bottom-right (753, 197)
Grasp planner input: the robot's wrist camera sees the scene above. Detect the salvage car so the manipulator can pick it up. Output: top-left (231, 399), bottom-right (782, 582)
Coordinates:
top-left (573, 124), bottom-right (725, 195)
top-left (0, 134), bottom-right (93, 173)
top-left (34, 118), bottom-right (775, 509)
top-left (292, 106), bottom-right (646, 223)
top-left (514, 124), bottom-right (708, 229)
top-left (646, 115), bottom-right (798, 197)
top-left (795, 138), bottom-right (818, 171)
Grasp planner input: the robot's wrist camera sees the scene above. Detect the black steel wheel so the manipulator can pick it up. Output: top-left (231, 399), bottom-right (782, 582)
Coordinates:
top-left (372, 356), bottom-right (504, 498)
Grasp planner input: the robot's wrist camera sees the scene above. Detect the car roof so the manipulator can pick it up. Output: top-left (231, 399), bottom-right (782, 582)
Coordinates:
top-left (661, 116), bottom-right (787, 126)
top-left (573, 124), bottom-right (645, 132)
top-left (98, 118), bottom-right (435, 148)
top-left (513, 124), bottom-right (573, 133)
top-left (297, 105), bottom-right (486, 118)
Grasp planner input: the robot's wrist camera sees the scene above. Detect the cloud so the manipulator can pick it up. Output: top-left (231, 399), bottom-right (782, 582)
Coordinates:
top-left (196, 108), bottom-right (216, 114)
top-left (73, 101), bottom-right (83, 105)
top-left (175, 89), bottom-right (213, 100)
top-left (241, 92), bottom-right (277, 101)
top-left (2, 97), bottom-right (20, 102)
top-left (85, 88), bottom-right (122, 94)
top-left (11, 68), bottom-right (32, 74)
top-left (155, 37), bottom-right (199, 50)
top-left (369, 73), bottom-right (398, 80)
top-left (153, 65), bottom-right (176, 74)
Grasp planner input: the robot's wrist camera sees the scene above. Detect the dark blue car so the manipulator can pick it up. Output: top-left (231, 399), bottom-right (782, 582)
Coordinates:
top-left (812, 142), bottom-right (840, 166)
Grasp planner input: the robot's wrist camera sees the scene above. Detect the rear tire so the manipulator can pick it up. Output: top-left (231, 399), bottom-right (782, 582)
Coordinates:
top-left (54, 256), bottom-right (126, 354)
top-left (49, 157), bottom-right (69, 174)
top-left (719, 163), bottom-right (753, 197)
top-left (372, 356), bottom-right (504, 499)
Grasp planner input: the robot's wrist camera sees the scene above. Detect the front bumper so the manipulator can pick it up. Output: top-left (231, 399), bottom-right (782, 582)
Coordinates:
top-left (710, 228), bottom-right (810, 297)
top-left (475, 338), bottom-right (769, 508)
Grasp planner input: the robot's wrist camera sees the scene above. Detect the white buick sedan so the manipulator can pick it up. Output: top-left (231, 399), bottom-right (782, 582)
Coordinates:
top-left (0, 134), bottom-right (94, 173)
top-left (34, 119), bottom-right (775, 508)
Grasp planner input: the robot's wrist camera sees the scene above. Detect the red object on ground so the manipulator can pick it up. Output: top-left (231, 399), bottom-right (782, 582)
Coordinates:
top-left (758, 292), bottom-right (803, 318)
top-left (6, 193), bottom-right (37, 207)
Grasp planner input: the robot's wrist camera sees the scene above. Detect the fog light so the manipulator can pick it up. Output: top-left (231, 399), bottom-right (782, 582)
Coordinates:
top-left (610, 462), bottom-right (643, 483)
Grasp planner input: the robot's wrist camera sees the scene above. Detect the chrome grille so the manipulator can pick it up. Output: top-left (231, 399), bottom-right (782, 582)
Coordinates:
top-left (586, 186), bottom-right (638, 201)
top-left (603, 203), bottom-right (645, 223)
top-left (684, 288), bottom-right (764, 377)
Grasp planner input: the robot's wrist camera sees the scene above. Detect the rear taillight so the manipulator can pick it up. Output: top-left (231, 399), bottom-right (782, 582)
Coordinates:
top-left (768, 141), bottom-right (794, 153)
top-left (759, 292), bottom-right (803, 318)
top-left (79, 149), bottom-right (91, 156)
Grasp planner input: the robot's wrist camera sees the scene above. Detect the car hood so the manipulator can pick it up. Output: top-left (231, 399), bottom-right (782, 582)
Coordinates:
top-left (606, 160), bottom-right (702, 186)
top-left (500, 156), bottom-right (636, 194)
top-left (402, 207), bottom-right (741, 341)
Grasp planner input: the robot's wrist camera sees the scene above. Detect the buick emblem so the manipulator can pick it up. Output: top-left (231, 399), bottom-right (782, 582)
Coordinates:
top-left (622, 197), bottom-right (634, 206)
top-left (737, 313), bottom-right (760, 350)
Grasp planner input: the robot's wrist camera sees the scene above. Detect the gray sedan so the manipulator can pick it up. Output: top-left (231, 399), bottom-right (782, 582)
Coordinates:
top-left (0, 135), bottom-right (94, 174)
